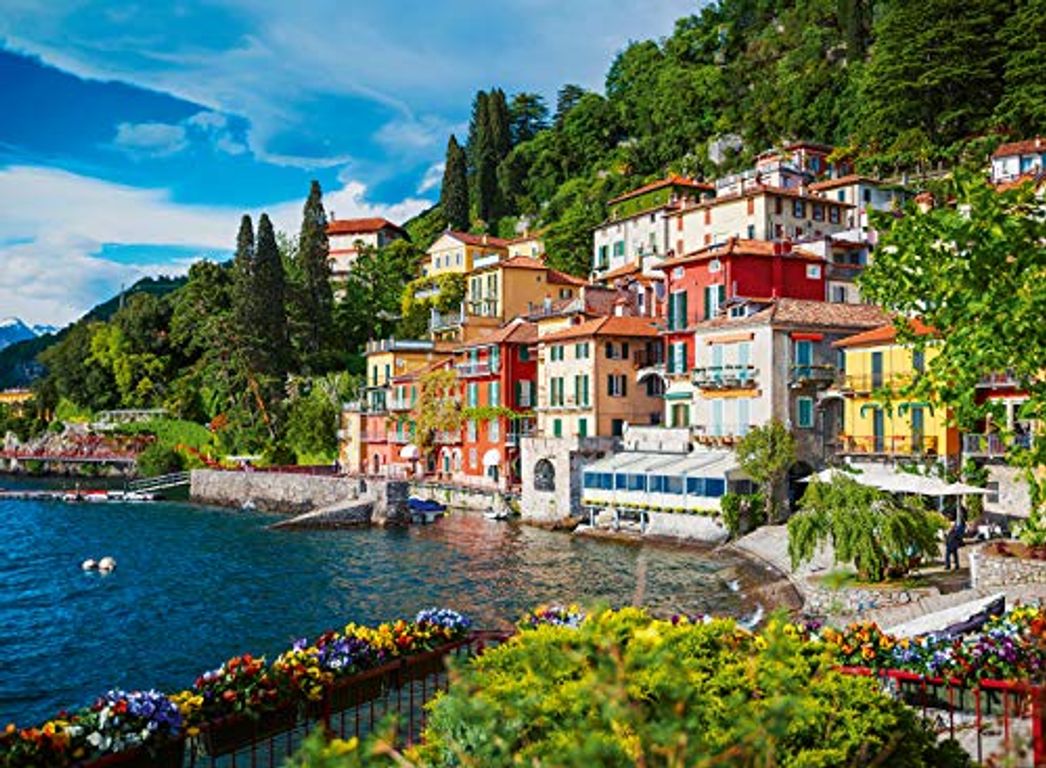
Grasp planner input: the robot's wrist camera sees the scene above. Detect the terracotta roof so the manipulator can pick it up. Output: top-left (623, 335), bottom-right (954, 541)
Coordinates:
top-left (693, 298), bottom-right (887, 333)
top-left (657, 237), bottom-right (824, 270)
top-left (444, 231), bottom-right (510, 248)
top-left (833, 318), bottom-right (936, 348)
top-left (809, 174), bottom-right (882, 191)
top-left (492, 255), bottom-right (545, 270)
top-left (505, 231), bottom-right (545, 244)
top-left (995, 171), bottom-right (1046, 193)
top-left (327, 218), bottom-right (405, 236)
top-left (992, 137), bottom-right (1044, 158)
top-left (456, 319), bottom-right (539, 351)
top-left (547, 268), bottom-right (588, 287)
top-left (540, 315), bottom-right (660, 343)
top-left (599, 262), bottom-right (642, 282)
top-left (608, 175), bottom-right (713, 205)
top-left (391, 356), bottom-right (453, 383)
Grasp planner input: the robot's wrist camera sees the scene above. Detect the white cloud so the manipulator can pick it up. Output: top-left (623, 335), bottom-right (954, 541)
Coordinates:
top-left (417, 162), bottom-right (445, 194)
top-left (113, 121), bottom-right (188, 156)
top-left (0, 165), bottom-right (430, 326)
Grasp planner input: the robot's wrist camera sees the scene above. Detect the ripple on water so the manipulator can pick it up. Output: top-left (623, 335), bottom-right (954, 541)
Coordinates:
top-left (0, 494), bottom-right (759, 725)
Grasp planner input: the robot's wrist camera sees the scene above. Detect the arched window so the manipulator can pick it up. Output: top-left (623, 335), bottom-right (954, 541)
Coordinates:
top-left (534, 459), bottom-right (556, 491)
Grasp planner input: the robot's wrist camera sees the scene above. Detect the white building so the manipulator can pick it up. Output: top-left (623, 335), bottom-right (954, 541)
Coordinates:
top-left (991, 137), bottom-right (1045, 183)
top-left (808, 175), bottom-right (911, 232)
top-left (327, 218), bottom-right (407, 278)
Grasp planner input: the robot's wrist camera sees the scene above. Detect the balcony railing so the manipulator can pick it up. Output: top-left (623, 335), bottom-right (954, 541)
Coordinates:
top-left (413, 285), bottom-right (441, 300)
top-left (472, 253), bottom-right (501, 270)
top-left (389, 433), bottom-right (413, 444)
top-left (388, 398), bottom-right (413, 411)
top-left (977, 371), bottom-right (1020, 388)
top-left (434, 430), bottom-right (461, 445)
top-left (826, 262), bottom-right (864, 281)
top-left (691, 423), bottom-right (752, 445)
top-left (692, 365), bottom-right (758, 389)
top-left (837, 373), bottom-right (898, 393)
top-left (962, 432), bottom-right (1032, 457)
top-left (790, 364), bottom-right (838, 386)
top-left (838, 435), bottom-right (938, 456)
top-left (429, 306), bottom-right (465, 333)
top-left (456, 361), bottom-right (493, 377)
top-left (360, 432), bottom-right (387, 444)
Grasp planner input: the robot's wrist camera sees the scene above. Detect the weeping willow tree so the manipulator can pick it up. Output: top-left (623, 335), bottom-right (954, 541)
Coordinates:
top-left (787, 475), bottom-right (947, 582)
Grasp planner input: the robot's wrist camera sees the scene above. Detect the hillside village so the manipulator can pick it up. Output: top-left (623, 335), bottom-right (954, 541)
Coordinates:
top-left (334, 137), bottom-right (1046, 531)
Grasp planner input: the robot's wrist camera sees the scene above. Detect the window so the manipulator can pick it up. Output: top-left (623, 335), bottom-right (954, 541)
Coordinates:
top-left (912, 349), bottom-right (925, 373)
top-left (806, 264), bottom-right (822, 279)
top-left (747, 197), bottom-right (755, 215)
top-left (832, 285), bottom-right (847, 303)
top-left (703, 284), bottom-right (726, 319)
top-left (490, 346), bottom-right (500, 372)
top-left (793, 199), bottom-right (805, 218)
top-left (469, 448), bottom-right (478, 468)
top-left (467, 419), bottom-right (477, 442)
top-left (812, 204), bottom-right (824, 221)
top-left (797, 396), bottom-right (814, 428)
top-left (829, 206), bottom-right (840, 224)
top-left (668, 290), bottom-right (688, 331)
top-left (489, 418), bottom-right (500, 442)
top-left (488, 381), bottom-right (500, 407)
top-left (650, 213), bottom-right (656, 223)
top-left (612, 241), bottom-right (625, 258)
top-left (384, 364), bottom-right (391, 383)
top-left (607, 374), bottom-right (627, 397)
top-left (704, 208), bottom-right (712, 225)
top-left (628, 474), bottom-right (646, 491)
top-left (578, 418), bottom-right (588, 438)
top-left (517, 380), bottom-right (532, 407)
top-left (676, 216), bottom-right (684, 231)
top-left (559, 288), bottom-right (572, 299)
top-left (550, 377), bottom-right (564, 406)
top-left (550, 344), bottom-right (564, 362)
top-left (553, 418), bottom-right (562, 438)
top-left (575, 342), bottom-right (589, 359)
top-left (986, 481), bottom-right (999, 504)
top-left (747, 224), bottom-right (755, 239)
top-left (597, 244), bottom-right (609, 268)
top-left (837, 190), bottom-right (845, 202)
top-left (737, 398), bottom-right (750, 436)
top-left (686, 477), bottom-right (705, 496)
top-left (775, 197), bottom-right (783, 215)
top-left (519, 345), bottom-right (530, 362)
top-left (611, 419), bottom-right (625, 437)
top-left (467, 382), bottom-right (478, 407)
top-left (646, 376), bottom-right (665, 396)
top-left (575, 375), bottom-right (590, 406)
top-left (705, 478), bottom-right (726, 497)
top-left (863, 188), bottom-right (872, 204)
top-left (670, 341), bottom-right (687, 374)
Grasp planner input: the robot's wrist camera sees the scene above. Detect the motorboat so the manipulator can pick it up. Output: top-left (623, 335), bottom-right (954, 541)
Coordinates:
top-left (408, 496), bottom-right (445, 524)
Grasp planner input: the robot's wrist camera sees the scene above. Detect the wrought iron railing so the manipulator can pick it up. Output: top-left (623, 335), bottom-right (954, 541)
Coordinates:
top-left (692, 365), bottom-right (758, 388)
top-left (838, 434), bottom-right (938, 455)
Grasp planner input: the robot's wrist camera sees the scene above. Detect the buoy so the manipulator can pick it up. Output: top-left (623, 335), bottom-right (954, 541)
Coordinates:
top-left (81, 559), bottom-right (98, 571)
top-left (97, 556), bottom-right (116, 573)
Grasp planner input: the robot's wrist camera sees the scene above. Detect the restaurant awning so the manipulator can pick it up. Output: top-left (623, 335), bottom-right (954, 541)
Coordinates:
top-left (399, 444), bottom-right (420, 460)
top-left (482, 448), bottom-right (501, 467)
top-left (803, 466), bottom-right (989, 496)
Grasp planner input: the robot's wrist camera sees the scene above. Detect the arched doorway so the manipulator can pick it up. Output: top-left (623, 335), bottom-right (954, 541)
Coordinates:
top-left (534, 458), bottom-right (555, 491)
top-left (788, 461), bottom-right (815, 514)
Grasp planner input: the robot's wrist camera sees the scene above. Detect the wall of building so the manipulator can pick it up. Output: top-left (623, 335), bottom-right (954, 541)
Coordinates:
top-left (593, 211), bottom-right (670, 277)
top-left (984, 464), bottom-right (1032, 518)
top-left (520, 436), bottom-right (616, 522)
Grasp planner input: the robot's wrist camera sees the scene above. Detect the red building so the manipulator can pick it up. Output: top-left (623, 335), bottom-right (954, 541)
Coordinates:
top-left (452, 318), bottom-right (538, 490)
top-left (656, 237), bottom-right (827, 395)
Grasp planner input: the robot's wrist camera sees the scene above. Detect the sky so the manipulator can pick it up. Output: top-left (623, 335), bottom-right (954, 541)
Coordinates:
top-left (0, 1), bottom-right (694, 327)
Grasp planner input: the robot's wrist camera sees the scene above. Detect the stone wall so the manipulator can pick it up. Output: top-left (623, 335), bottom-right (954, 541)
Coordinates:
top-left (190, 469), bottom-right (362, 515)
top-left (409, 482), bottom-right (498, 512)
top-left (970, 544), bottom-right (1046, 588)
top-left (802, 582), bottom-right (940, 618)
top-left (520, 436), bottom-right (617, 524)
top-left (644, 512), bottom-right (729, 544)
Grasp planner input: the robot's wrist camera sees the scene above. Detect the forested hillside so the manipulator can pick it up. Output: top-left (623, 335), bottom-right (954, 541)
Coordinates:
top-left (412, 0), bottom-right (1044, 274)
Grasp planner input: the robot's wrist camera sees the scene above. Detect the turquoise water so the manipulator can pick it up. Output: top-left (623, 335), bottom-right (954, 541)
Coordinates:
top-left (0, 481), bottom-right (757, 726)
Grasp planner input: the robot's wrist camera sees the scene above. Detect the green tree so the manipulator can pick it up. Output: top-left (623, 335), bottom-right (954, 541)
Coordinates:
top-left (859, 171), bottom-right (1046, 542)
top-left (439, 135), bottom-right (469, 231)
top-left (291, 180), bottom-right (334, 370)
top-left (993, 0), bottom-right (1046, 132)
top-left (554, 83), bottom-right (586, 127)
top-left (252, 213), bottom-right (291, 381)
top-left (411, 368), bottom-right (462, 461)
top-left (487, 87), bottom-right (512, 162)
top-left (136, 443), bottom-right (186, 477)
top-left (231, 214), bottom-right (255, 349)
top-left (734, 418), bottom-right (797, 524)
top-left (507, 92), bottom-right (548, 144)
top-left (336, 240), bottom-right (422, 351)
top-left (788, 475), bottom-right (947, 581)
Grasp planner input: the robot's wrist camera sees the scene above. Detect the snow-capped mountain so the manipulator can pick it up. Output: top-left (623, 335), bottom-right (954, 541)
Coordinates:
top-left (0, 317), bottom-right (46, 350)
top-left (31, 324), bottom-right (58, 337)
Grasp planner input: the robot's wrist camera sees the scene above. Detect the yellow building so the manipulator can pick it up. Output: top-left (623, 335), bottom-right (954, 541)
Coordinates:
top-left (833, 320), bottom-right (959, 462)
top-left (537, 316), bottom-right (664, 439)
top-left (420, 231), bottom-right (509, 278)
top-left (0, 388), bottom-right (33, 417)
top-left (505, 233), bottom-right (544, 259)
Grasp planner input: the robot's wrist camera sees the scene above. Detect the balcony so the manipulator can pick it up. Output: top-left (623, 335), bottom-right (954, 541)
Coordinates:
top-left (434, 430), bottom-right (461, 445)
top-left (413, 285), bottom-right (441, 301)
top-left (790, 364), bottom-right (839, 387)
top-left (465, 298), bottom-right (500, 318)
top-left (388, 433), bottom-right (413, 445)
top-left (360, 432), bottom-right (387, 444)
top-left (692, 423), bottom-right (752, 446)
top-left (429, 306), bottom-right (465, 334)
top-left (837, 373), bottom-right (892, 393)
top-left (365, 338), bottom-right (433, 355)
top-left (472, 253), bottom-right (501, 270)
top-left (456, 361), bottom-right (492, 378)
top-left (977, 371), bottom-right (1021, 389)
top-left (388, 398), bottom-right (413, 411)
top-left (505, 424), bottom-right (536, 447)
top-left (826, 262), bottom-right (864, 281)
top-left (838, 434), bottom-right (938, 457)
top-left (962, 432), bottom-right (1032, 458)
top-left (692, 365), bottom-right (758, 389)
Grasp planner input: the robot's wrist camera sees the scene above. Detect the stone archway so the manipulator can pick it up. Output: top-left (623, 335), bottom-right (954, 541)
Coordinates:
top-left (788, 461), bottom-right (815, 514)
top-left (534, 458), bottom-right (556, 492)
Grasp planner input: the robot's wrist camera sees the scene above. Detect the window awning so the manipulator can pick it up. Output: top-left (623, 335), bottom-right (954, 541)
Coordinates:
top-left (482, 448), bottom-right (501, 467)
top-left (399, 444), bottom-right (420, 460)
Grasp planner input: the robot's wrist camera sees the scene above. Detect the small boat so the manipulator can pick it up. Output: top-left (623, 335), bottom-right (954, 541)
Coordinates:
top-left (484, 508), bottom-right (510, 521)
top-left (408, 497), bottom-right (445, 525)
top-left (83, 491), bottom-right (109, 503)
top-left (124, 491), bottom-right (157, 503)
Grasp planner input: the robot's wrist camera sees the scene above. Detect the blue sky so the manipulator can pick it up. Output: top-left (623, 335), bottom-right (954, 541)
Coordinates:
top-left (0, 0), bottom-right (693, 325)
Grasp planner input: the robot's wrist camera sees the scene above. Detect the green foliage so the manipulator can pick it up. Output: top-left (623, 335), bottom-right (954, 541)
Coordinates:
top-left (788, 476), bottom-right (948, 582)
top-left (116, 418), bottom-right (214, 453)
top-left (290, 180), bottom-right (335, 371)
top-left (440, 135), bottom-right (469, 231)
top-left (398, 273), bottom-right (466, 340)
top-left (735, 419), bottom-right (797, 524)
top-left (282, 377), bottom-right (346, 462)
top-left (54, 398), bottom-right (91, 424)
top-left (507, 92), bottom-right (548, 144)
top-left (413, 368), bottom-right (462, 455)
top-left (414, 609), bottom-right (959, 767)
top-left (336, 240), bottom-right (423, 353)
top-left (993, 0), bottom-right (1046, 131)
top-left (860, 170), bottom-right (1046, 530)
top-left (136, 443), bottom-right (185, 478)
top-left (720, 492), bottom-right (766, 539)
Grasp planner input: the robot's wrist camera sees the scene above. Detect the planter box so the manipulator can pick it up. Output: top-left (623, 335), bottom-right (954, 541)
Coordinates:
top-left (399, 639), bottom-right (469, 684)
top-left (308, 662), bottom-right (398, 718)
top-left (200, 707), bottom-right (297, 757)
top-left (80, 738), bottom-right (184, 768)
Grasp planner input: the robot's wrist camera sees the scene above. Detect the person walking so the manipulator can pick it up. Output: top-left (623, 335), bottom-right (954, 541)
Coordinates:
top-left (945, 516), bottom-right (966, 570)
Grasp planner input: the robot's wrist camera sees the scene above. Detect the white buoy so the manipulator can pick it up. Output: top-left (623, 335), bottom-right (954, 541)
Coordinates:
top-left (97, 556), bottom-right (116, 573)
top-left (81, 559), bottom-right (98, 571)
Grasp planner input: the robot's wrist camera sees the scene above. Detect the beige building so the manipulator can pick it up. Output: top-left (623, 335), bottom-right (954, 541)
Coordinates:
top-left (536, 316), bottom-right (664, 439)
top-left (506, 233), bottom-right (544, 259)
top-left (668, 187), bottom-right (852, 256)
top-left (327, 218), bottom-right (406, 278)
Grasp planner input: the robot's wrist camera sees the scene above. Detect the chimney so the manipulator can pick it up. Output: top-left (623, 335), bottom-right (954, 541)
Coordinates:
top-left (482, 234), bottom-right (489, 245)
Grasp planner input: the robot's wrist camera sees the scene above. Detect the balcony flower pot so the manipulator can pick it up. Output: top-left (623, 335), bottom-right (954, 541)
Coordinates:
top-left (307, 662), bottom-right (398, 718)
top-left (399, 639), bottom-right (469, 684)
top-left (81, 738), bottom-right (185, 768)
top-left (200, 706), bottom-right (297, 757)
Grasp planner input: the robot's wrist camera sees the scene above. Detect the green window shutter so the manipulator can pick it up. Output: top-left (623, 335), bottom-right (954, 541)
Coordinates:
top-left (553, 418), bottom-right (562, 437)
top-left (717, 284), bottom-right (726, 305)
top-left (679, 290), bottom-right (688, 329)
top-left (583, 376), bottom-right (589, 406)
top-left (667, 292), bottom-right (676, 331)
top-left (703, 286), bottom-right (712, 320)
top-left (578, 418), bottom-right (588, 438)
top-left (514, 381), bottom-right (521, 405)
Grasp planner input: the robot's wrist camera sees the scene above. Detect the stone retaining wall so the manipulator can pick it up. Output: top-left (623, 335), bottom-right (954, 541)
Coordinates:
top-left (643, 512), bottom-right (729, 544)
top-left (190, 469), bottom-right (361, 515)
top-left (802, 582), bottom-right (940, 618)
top-left (970, 544), bottom-right (1046, 588)
top-left (409, 482), bottom-right (498, 512)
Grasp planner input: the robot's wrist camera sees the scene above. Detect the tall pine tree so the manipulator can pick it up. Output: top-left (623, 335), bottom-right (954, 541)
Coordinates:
top-left (440, 135), bottom-right (470, 231)
top-left (508, 92), bottom-right (549, 144)
top-left (253, 213), bottom-right (291, 382)
top-left (292, 180), bottom-right (334, 371)
top-left (231, 214), bottom-right (255, 354)
top-left (474, 97), bottom-right (499, 224)
top-left (488, 88), bottom-right (512, 162)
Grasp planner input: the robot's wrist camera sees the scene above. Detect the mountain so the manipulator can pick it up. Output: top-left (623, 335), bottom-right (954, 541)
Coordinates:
top-left (0, 317), bottom-right (37, 351)
top-left (31, 324), bottom-right (58, 337)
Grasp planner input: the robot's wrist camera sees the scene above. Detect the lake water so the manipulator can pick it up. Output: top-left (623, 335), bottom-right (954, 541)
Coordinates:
top-left (0, 479), bottom-right (762, 726)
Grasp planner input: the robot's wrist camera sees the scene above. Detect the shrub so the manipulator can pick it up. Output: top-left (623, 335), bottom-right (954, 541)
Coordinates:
top-left (721, 492), bottom-right (766, 538)
top-left (414, 609), bottom-right (964, 767)
top-left (136, 443), bottom-right (185, 477)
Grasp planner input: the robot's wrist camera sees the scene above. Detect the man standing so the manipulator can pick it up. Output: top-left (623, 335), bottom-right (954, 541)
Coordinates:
top-left (945, 516), bottom-right (966, 570)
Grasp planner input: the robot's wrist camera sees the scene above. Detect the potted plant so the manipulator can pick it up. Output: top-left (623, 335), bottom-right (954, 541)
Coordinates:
top-left (401, 609), bottom-right (473, 683)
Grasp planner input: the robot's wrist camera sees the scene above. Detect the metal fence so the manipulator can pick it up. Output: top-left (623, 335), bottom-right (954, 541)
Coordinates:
top-left (839, 666), bottom-right (1045, 766)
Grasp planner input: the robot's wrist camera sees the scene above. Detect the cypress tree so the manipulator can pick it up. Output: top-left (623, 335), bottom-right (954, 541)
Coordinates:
top-left (441, 135), bottom-right (470, 231)
top-left (474, 96), bottom-right (499, 223)
top-left (231, 214), bottom-right (255, 353)
top-left (466, 90), bottom-right (490, 177)
top-left (292, 180), bottom-right (334, 370)
top-left (488, 88), bottom-right (512, 161)
top-left (253, 213), bottom-right (290, 380)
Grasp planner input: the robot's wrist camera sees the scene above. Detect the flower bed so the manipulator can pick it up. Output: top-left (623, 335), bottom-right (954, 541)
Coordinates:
top-left (0, 608), bottom-right (472, 767)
